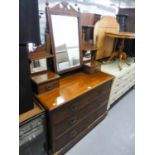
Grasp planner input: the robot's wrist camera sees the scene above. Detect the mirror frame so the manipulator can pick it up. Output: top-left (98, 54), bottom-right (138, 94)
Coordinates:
top-left (46, 1), bottom-right (82, 74)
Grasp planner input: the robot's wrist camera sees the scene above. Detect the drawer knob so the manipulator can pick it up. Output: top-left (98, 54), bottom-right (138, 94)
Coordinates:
top-left (70, 130), bottom-right (77, 138)
top-left (46, 85), bottom-right (52, 90)
top-left (70, 104), bottom-right (77, 111)
top-left (69, 116), bottom-right (77, 125)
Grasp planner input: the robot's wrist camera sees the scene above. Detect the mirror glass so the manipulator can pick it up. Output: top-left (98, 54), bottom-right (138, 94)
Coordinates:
top-left (51, 15), bottom-right (80, 72)
top-left (30, 59), bottom-right (47, 74)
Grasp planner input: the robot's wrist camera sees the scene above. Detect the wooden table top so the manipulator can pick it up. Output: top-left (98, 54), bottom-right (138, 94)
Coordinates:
top-left (31, 72), bottom-right (60, 84)
top-left (37, 71), bottom-right (113, 111)
top-left (105, 32), bottom-right (135, 39)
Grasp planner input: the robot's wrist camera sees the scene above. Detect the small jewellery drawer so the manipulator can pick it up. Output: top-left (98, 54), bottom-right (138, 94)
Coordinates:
top-left (37, 80), bottom-right (59, 94)
top-left (53, 104), bottom-right (107, 151)
top-left (52, 80), bottom-right (112, 124)
top-left (53, 98), bottom-right (108, 138)
top-left (83, 62), bottom-right (101, 74)
top-left (31, 72), bottom-right (60, 94)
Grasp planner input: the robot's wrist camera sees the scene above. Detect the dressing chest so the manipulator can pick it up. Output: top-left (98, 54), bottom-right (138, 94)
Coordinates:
top-left (36, 71), bottom-right (113, 154)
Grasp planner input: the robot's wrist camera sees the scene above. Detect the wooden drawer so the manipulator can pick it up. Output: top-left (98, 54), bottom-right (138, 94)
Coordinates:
top-left (53, 97), bottom-right (108, 138)
top-left (38, 80), bottom-right (59, 94)
top-left (52, 80), bottom-right (112, 124)
top-left (36, 80), bottom-right (59, 94)
top-left (53, 104), bottom-right (107, 151)
top-left (31, 72), bottom-right (60, 94)
top-left (83, 62), bottom-right (101, 74)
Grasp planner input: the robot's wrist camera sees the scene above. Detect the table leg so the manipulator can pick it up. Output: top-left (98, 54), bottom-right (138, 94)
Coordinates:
top-left (118, 39), bottom-right (125, 70)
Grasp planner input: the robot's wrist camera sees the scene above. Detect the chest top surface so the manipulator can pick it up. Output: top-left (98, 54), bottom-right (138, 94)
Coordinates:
top-left (36, 71), bottom-right (113, 111)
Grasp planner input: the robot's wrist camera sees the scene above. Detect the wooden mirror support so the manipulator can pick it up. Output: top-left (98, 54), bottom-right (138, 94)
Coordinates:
top-left (46, 1), bottom-right (82, 74)
top-left (83, 48), bottom-right (101, 74)
top-left (28, 33), bottom-right (53, 61)
top-left (29, 33), bottom-right (61, 94)
top-left (28, 33), bottom-right (55, 75)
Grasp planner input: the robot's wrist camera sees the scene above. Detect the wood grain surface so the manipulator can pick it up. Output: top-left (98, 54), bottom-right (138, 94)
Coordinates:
top-left (36, 71), bottom-right (113, 111)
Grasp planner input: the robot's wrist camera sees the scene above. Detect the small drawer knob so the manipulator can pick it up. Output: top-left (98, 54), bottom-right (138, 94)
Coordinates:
top-left (69, 116), bottom-right (77, 125)
top-left (46, 85), bottom-right (52, 90)
top-left (70, 130), bottom-right (77, 138)
top-left (70, 104), bottom-right (77, 111)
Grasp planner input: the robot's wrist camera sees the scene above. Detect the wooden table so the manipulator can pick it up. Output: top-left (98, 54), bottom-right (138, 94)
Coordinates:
top-left (105, 32), bottom-right (135, 70)
top-left (105, 32), bottom-right (135, 39)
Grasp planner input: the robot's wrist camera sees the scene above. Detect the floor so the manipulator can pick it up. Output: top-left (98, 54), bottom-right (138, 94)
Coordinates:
top-left (66, 88), bottom-right (135, 155)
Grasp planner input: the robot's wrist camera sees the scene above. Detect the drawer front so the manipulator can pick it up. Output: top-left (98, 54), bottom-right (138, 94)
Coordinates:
top-left (53, 97), bottom-right (108, 138)
top-left (53, 104), bottom-right (107, 152)
top-left (90, 67), bottom-right (100, 74)
top-left (52, 80), bottom-right (112, 124)
top-left (83, 64), bottom-right (101, 74)
top-left (38, 80), bottom-right (59, 94)
top-left (89, 65), bottom-right (101, 74)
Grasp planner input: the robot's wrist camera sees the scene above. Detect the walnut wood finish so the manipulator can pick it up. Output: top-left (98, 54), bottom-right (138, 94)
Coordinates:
top-left (80, 13), bottom-right (101, 26)
top-left (49, 86), bottom-right (111, 153)
top-left (29, 51), bottom-right (54, 61)
top-left (104, 32), bottom-right (135, 70)
top-left (80, 13), bottom-right (101, 52)
top-left (36, 71), bottom-right (113, 154)
top-left (37, 72), bottom-right (113, 111)
top-left (31, 72), bottom-right (60, 84)
top-left (83, 61), bottom-right (101, 74)
top-left (31, 72), bottom-right (60, 94)
top-left (54, 110), bottom-right (107, 155)
top-left (28, 33), bottom-right (53, 61)
top-left (46, 2), bottom-right (82, 74)
top-left (54, 104), bottom-right (107, 151)
top-left (53, 97), bottom-right (108, 139)
top-left (51, 80), bottom-right (111, 125)
top-left (82, 45), bottom-right (96, 51)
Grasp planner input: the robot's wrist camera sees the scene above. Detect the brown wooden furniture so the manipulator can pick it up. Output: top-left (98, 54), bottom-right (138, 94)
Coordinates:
top-left (80, 14), bottom-right (102, 73)
top-left (36, 71), bottom-right (113, 155)
top-left (28, 34), bottom-right (53, 61)
top-left (29, 50), bottom-right (53, 61)
top-left (104, 32), bottom-right (135, 70)
top-left (31, 72), bottom-right (60, 94)
top-left (80, 13), bottom-right (101, 26)
top-left (94, 16), bottom-right (120, 60)
top-left (28, 33), bottom-right (54, 75)
top-left (46, 2), bottom-right (82, 74)
top-left (80, 13), bottom-right (101, 51)
top-left (83, 48), bottom-right (101, 74)
top-left (83, 61), bottom-right (101, 74)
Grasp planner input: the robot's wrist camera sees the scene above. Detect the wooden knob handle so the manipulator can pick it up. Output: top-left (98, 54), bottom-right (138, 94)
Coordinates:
top-left (70, 104), bottom-right (77, 111)
top-left (46, 85), bottom-right (52, 90)
top-left (69, 116), bottom-right (77, 125)
top-left (70, 130), bottom-right (77, 138)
